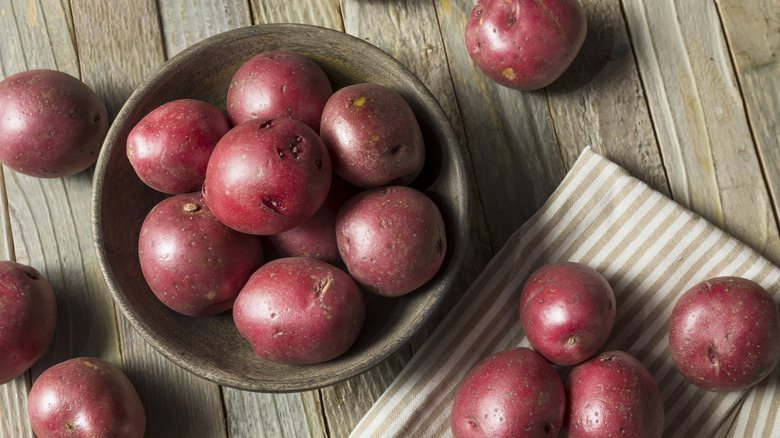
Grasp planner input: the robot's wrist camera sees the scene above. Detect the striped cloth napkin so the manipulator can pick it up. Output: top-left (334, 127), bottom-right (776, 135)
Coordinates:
top-left (350, 146), bottom-right (780, 438)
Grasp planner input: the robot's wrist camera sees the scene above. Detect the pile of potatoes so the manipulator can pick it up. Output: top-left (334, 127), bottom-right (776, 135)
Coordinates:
top-left (449, 261), bottom-right (780, 437)
top-left (4, 1), bottom-right (779, 436)
top-left (127, 50), bottom-right (448, 366)
top-left (0, 52), bottom-right (450, 437)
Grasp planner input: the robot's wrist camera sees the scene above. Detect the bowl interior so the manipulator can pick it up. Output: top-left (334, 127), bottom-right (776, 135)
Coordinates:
top-left (93, 24), bottom-right (469, 392)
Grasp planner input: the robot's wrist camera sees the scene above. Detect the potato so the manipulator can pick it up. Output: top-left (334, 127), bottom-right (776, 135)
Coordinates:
top-left (233, 257), bottom-right (365, 364)
top-left (226, 50), bottom-right (333, 132)
top-left (27, 357), bottom-right (146, 438)
top-left (0, 69), bottom-right (108, 177)
top-left (267, 174), bottom-right (358, 265)
top-left (336, 186), bottom-right (446, 297)
top-left (669, 276), bottom-right (780, 392)
top-left (202, 117), bottom-right (332, 235)
top-left (138, 192), bottom-right (264, 317)
top-left (563, 350), bottom-right (664, 438)
top-left (0, 261), bottom-right (57, 384)
top-left (451, 347), bottom-right (565, 437)
top-left (465, 0), bottom-right (587, 91)
top-left (519, 261), bottom-right (615, 366)
top-left (320, 83), bottom-right (425, 188)
top-left (127, 98), bottom-right (229, 194)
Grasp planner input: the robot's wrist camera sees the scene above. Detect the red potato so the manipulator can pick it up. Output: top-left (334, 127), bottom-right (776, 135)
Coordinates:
top-left (267, 174), bottom-right (358, 265)
top-left (563, 350), bottom-right (664, 438)
top-left (203, 117), bottom-right (332, 235)
top-left (27, 357), bottom-right (146, 438)
top-left (519, 261), bottom-right (615, 366)
top-left (126, 98), bottom-right (230, 194)
top-left (226, 50), bottom-right (333, 132)
top-left (320, 83), bottom-right (425, 188)
top-left (138, 192), bottom-right (264, 317)
top-left (233, 257), bottom-right (365, 364)
top-left (0, 261), bottom-right (56, 384)
top-left (465, 0), bottom-right (587, 91)
top-left (451, 347), bottom-right (565, 438)
top-left (669, 276), bottom-right (780, 392)
top-left (336, 186), bottom-right (446, 297)
top-left (0, 69), bottom-right (108, 177)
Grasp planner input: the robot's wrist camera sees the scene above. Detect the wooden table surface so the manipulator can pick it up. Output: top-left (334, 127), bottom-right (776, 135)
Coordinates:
top-left (1, 0), bottom-right (777, 437)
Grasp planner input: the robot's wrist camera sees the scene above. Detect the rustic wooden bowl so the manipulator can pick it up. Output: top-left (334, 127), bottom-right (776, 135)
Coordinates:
top-left (92, 24), bottom-right (469, 392)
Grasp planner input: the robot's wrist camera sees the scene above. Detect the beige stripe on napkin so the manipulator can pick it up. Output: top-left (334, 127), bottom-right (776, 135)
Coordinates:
top-left (350, 147), bottom-right (780, 438)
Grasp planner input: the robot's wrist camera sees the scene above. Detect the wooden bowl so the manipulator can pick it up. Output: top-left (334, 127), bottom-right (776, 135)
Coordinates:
top-left (92, 24), bottom-right (470, 392)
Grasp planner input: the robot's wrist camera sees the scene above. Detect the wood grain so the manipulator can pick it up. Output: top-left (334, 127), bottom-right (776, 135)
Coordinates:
top-left (0, 372), bottom-right (32, 438)
top-left (0, 0), bottom-right (78, 77)
top-left (223, 390), bottom-right (327, 438)
top-left (320, 349), bottom-right (411, 434)
top-left (250, 0), bottom-right (344, 31)
top-left (621, 0), bottom-right (780, 263)
top-left (157, 0), bottom-right (252, 57)
top-left (546, 0), bottom-right (667, 195)
top-left (0, 1), bottom-right (114, 436)
top-left (717, 0), bottom-right (780, 249)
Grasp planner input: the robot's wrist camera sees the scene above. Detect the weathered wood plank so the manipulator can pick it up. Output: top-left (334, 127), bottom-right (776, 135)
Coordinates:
top-left (0, 374), bottom-right (32, 438)
top-left (320, 349), bottom-right (411, 435)
top-left (70, 1), bottom-right (227, 436)
top-left (250, 0), bottom-right (344, 30)
top-left (546, 0), bottom-right (668, 196)
top-left (621, 0), bottom-right (780, 263)
top-left (0, 0), bottom-right (78, 77)
top-left (158, 0), bottom-right (252, 57)
top-left (0, 1), bottom-right (111, 436)
top-left (717, 0), bottom-right (780, 247)
top-left (223, 389), bottom-right (327, 438)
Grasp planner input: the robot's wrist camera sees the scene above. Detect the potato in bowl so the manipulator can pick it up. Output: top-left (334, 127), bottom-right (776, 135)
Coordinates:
top-left (91, 23), bottom-right (470, 392)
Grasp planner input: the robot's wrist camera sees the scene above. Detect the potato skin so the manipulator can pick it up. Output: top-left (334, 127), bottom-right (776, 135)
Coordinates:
top-left (138, 192), bottom-right (264, 317)
top-left (465, 0), bottom-right (587, 90)
top-left (233, 257), bottom-right (365, 364)
top-left (0, 69), bottom-right (108, 177)
top-left (202, 117), bottom-right (332, 235)
top-left (226, 51), bottom-right (332, 132)
top-left (336, 186), bottom-right (446, 297)
top-left (0, 261), bottom-right (57, 384)
top-left (669, 276), bottom-right (780, 392)
top-left (127, 98), bottom-right (229, 194)
top-left (267, 175), bottom-right (358, 265)
top-left (320, 83), bottom-right (425, 188)
top-left (519, 262), bottom-right (615, 366)
top-left (451, 347), bottom-right (565, 438)
top-left (563, 350), bottom-right (664, 438)
top-left (27, 357), bottom-right (146, 438)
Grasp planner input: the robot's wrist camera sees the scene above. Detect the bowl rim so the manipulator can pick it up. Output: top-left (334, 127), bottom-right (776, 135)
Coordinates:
top-left (91, 22), bottom-right (471, 392)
